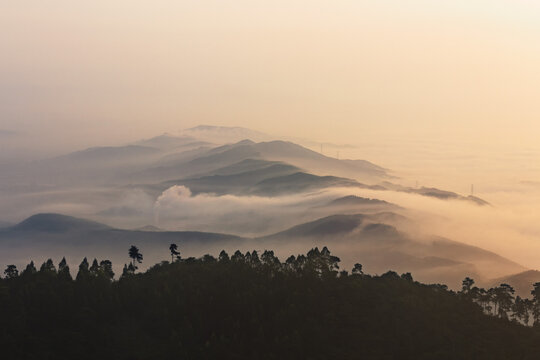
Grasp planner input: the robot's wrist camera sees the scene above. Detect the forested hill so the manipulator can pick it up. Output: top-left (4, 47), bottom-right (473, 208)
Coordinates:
top-left (2, 249), bottom-right (540, 360)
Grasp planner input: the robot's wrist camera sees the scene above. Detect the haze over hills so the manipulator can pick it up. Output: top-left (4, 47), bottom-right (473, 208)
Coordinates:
top-left (0, 221), bottom-right (13, 229)
top-left (0, 125), bottom-right (522, 291)
top-left (322, 195), bottom-right (397, 209)
top-left (12, 213), bottom-right (112, 233)
top-left (0, 213), bottom-right (245, 275)
top-left (181, 125), bottom-right (274, 143)
top-left (134, 133), bottom-right (212, 151)
top-left (257, 213), bottom-right (525, 286)
top-left (489, 270), bottom-right (540, 298)
top-left (137, 138), bottom-right (388, 186)
top-left (0, 127), bottom-right (483, 204)
top-left (0, 211), bottom-right (527, 289)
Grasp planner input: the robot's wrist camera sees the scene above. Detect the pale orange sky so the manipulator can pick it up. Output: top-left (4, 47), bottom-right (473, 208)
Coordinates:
top-left (1, 0), bottom-right (540, 152)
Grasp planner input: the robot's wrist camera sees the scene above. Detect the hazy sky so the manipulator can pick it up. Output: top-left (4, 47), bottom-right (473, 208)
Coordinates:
top-left (1, 0), bottom-right (540, 153)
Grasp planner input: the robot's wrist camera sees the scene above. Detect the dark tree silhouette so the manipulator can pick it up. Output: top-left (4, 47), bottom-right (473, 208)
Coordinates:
top-left (202, 254), bottom-right (216, 262)
top-left (121, 264), bottom-right (130, 278)
top-left (352, 263), bottom-right (363, 275)
top-left (169, 243), bottom-right (180, 262)
top-left (218, 250), bottom-right (230, 262)
top-left (513, 296), bottom-right (530, 325)
top-left (40, 259), bottom-right (56, 273)
top-left (401, 272), bottom-right (413, 282)
top-left (261, 250), bottom-right (280, 267)
top-left (531, 282), bottom-right (540, 325)
top-left (231, 250), bottom-right (244, 262)
top-left (89, 259), bottom-right (100, 276)
top-left (22, 261), bottom-right (37, 276)
top-left (99, 260), bottom-right (115, 280)
top-left (493, 283), bottom-right (515, 319)
top-left (461, 277), bottom-right (475, 294)
top-left (76, 257), bottom-right (90, 281)
top-left (248, 250), bottom-right (260, 265)
top-left (128, 245), bottom-right (143, 270)
top-left (285, 255), bottom-right (296, 271)
top-left (58, 257), bottom-right (72, 280)
top-left (4, 265), bottom-right (18, 279)
top-left (2, 248), bottom-right (540, 359)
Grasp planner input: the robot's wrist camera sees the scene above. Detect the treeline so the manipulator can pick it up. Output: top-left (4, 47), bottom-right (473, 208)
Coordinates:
top-left (1, 246), bottom-right (540, 359)
top-left (460, 276), bottom-right (540, 326)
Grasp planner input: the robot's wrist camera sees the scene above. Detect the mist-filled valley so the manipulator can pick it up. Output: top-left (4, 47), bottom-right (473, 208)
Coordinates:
top-left (2, 125), bottom-right (539, 296)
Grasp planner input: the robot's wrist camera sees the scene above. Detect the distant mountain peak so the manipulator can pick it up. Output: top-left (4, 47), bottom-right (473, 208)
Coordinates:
top-left (134, 134), bottom-right (209, 150)
top-left (135, 225), bottom-right (163, 232)
top-left (187, 125), bottom-right (250, 131)
top-left (182, 125), bottom-right (274, 143)
top-left (265, 214), bottom-right (366, 239)
top-left (327, 195), bottom-right (391, 207)
top-left (235, 139), bottom-right (256, 146)
top-left (12, 213), bottom-right (111, 233)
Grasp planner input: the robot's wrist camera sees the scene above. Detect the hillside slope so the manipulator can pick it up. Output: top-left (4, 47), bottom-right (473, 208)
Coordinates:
top-left (1, 253), bottom-right (539, 359)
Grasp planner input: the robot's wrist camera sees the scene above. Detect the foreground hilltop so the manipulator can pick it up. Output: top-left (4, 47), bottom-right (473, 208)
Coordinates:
top-left (1, 249), bottom-right (540, 359)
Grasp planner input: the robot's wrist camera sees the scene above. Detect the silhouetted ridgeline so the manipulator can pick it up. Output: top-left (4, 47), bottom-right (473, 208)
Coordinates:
top-left (2, 248), bottom-right (540, 360)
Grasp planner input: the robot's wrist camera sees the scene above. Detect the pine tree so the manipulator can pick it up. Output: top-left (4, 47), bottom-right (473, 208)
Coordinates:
top-left (76, 257), bottom-right (90, 281)
top-left (40, 259), bottom-right (57, 273)
top-left (58, 257), bottom-right (72, 280)
top-left (90, 259), bottom-right (100, 276)
top-left (22, 261), bottom-right (37, 276)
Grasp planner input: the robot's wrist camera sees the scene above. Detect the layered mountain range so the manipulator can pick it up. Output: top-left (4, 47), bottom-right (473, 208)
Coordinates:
top-left (1, 125), bottom-right (531, 291)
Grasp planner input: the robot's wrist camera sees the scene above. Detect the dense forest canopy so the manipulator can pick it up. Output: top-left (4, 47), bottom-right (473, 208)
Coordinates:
top-left (2, 246), bottom-right (540, 360)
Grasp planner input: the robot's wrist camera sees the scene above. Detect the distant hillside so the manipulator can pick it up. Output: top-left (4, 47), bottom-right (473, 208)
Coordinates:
top-left (10, 214), bottom-right (112, 233)
top-left (0, 212), bottom-right (528, 290)
top-left (158, 159), bottom-right (370, 196)
top-left (258, 213), bottom-right (524, 287)
top-left (0, 213), bottom-right (245, 275)
top-left (161, 159), bottom-right (302, 195)
top-left (67, 143), bottom-right (155, 162)
top-left (182, 125), bottom-right (274, 143)
top-left (317, 196), bottom-right (401, 214)
top-left (489, 270), bottom-right (540, 298)
top-left (202, 158), bottom-right (300, 177)
top-left (251, 172), bottom-right (362, 196)
top-left (327, 195), bottom-right (392, 207)
top-left (134, 134), bottom-right (211, 151)
top-left (134, 225), bottom-right (163, 232)
top-left (145, 139), bottom-right (485, 204)
top-left (265, 214), bottom-right (367, 238)
top-left (381, 182), bottom-right (491, 206)
top-left (250, 140), bottom-right (388, 179)
top-left (139, 139), bottom-right (389, 184)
